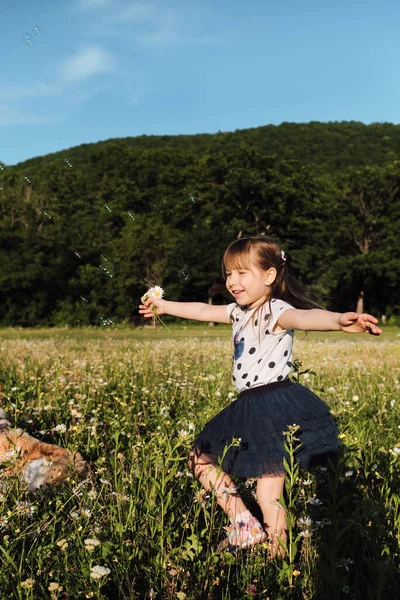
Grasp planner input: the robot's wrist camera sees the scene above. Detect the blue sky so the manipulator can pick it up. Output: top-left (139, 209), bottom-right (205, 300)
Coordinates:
top-left (2, 0), bottom-right (400, 166)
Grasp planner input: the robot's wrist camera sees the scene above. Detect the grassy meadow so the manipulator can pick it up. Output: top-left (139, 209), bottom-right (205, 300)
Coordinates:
top-left (0, 325), bottom-right (399, 600)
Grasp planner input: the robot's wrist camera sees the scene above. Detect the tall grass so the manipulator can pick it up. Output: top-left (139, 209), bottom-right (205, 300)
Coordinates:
top-left (0, 329), bottom-right (399, 599)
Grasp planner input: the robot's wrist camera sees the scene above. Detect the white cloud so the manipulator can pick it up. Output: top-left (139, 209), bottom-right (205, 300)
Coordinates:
top-left (0, 103), bottom-right (62, 127)
top-left (60, 47), bottom-right (115, 83)
top-left (0, 82), bottom-right (60, 102)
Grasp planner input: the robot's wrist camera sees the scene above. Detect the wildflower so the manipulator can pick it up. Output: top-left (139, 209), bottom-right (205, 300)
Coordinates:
top-left (352, 395), bottom-right (359, 401)
top-left (337, 558), bottom-right (354, 571)
top-left (0, 516), bottom-right (8, 528)
top-left (20, 579), bottom-right (35, 590)
top-left (52, 424), bottom-right (67, 433)
top-left (390, 399), bottom-right (396, 407)
top-left (90, 565), bottom-right (111, 580)
top-left (309, 496), bottom-right (323, 506)
top-left (270, 498), bottom-right (284, 511)
top-left (345, 470), bottom-right (354, 477)
top-left (84, 538), bottom-right (101, 551)
top-left (17, 501), bottom-right (35, 517)
top-left (297, 516), bottom-right (313, 528)
top-left (299, 529), bottom-right (311, 538)
top-left (48, 582), bottom-right (63, 592)
top-left (141, 286), bottom-right (164, 303)
top-left (293, 570), bottom-right (301, 577)
top-left (392, 447), bottom-right (400, 455)
top-left (245, 584), bottom-right (257, 596)
top-left (56, 538), bottom-right (68, 551)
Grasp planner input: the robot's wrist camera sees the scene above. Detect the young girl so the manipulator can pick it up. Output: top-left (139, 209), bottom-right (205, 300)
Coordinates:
top-left (139, 237), bottom-right (382, 556)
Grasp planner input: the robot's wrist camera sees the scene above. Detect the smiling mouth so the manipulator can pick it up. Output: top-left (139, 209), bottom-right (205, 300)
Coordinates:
top-left (232, 290), bottom-right (244, 297)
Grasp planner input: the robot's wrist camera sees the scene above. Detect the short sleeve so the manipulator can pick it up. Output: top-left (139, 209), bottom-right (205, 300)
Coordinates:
top-left (226, 303), bottom-right (237, 321)
top-left (268, 299), bottom-right (294, 333)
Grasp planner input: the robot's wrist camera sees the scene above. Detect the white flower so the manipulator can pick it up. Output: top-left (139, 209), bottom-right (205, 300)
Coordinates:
top-left (84, 538), bottom-right (101, 551)
top-left (90, 565), bottom-right (111, 580)
top-left (392, 447), bottom-right (400, 455)
top-left (20, 579), bottom-right (35, 590)
top-left (48, 582), bottom-right (63, 592)
top-left (309, 496), bottom-right (323, 506)
top-left (352, 395), bottom-right (359, 402)
top-left (141, 285), bottom-right (164, 302)
top-left (52, 423), bottom-right (67, 433)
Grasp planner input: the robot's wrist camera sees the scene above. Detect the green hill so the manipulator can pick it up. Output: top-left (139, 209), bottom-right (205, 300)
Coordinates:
top-left (10, 120), bottom-right (400, 175)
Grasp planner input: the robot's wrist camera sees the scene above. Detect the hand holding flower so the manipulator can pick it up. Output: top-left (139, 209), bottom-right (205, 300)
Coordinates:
top-left (139, 296), bottom-right (166, 317)
top-left (139, 286), bottom-right (170, 331)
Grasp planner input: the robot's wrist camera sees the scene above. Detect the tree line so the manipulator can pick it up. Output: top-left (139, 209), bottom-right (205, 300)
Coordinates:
top-left (1, 122), bottom-right (399, 326)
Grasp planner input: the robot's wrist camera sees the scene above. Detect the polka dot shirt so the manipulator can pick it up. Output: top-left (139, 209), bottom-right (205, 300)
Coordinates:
top-left (226, 298), bottom-right (294, 392)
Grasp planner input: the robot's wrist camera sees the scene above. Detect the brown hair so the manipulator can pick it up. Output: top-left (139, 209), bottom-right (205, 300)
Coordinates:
top-left (223, 236), bottom-right (321, 311)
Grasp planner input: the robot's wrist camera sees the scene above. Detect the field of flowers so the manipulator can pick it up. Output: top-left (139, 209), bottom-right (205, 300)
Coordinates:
top-left (0, 326), bottom-right (399, 600)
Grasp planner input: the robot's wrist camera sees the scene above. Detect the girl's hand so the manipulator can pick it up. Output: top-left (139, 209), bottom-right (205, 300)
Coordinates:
top-left (138, 297), bottom-right (166, 318)
top-left (339, 312), bottom-right (382, 335)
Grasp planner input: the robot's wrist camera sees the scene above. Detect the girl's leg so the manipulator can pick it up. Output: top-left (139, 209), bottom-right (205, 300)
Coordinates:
top-left (256, 474), bottom-right (287, 557)
top-left (189, 451), bottom-right (247, 517)
top-left (189, 451), bottom-right (266, 550)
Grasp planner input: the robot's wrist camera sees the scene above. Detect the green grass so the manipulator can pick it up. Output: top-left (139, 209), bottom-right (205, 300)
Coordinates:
top-left (0, 324), bottom-right (398, 341)
top-left (0, 328), bottom-right (399, 599)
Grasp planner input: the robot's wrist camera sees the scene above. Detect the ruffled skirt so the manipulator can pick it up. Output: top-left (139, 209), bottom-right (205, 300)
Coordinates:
top-left (191, 379), bottom-right (339, 478)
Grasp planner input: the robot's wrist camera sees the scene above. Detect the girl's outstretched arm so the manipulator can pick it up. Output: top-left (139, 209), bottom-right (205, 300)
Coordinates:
top-left (139, 298), bottom-right (231, 324)
top-left (278, 309), bottom-right (382, 335)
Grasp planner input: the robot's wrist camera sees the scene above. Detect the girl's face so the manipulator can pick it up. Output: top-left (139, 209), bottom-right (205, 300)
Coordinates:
top-left (225, 262), bottom-right (272, 309)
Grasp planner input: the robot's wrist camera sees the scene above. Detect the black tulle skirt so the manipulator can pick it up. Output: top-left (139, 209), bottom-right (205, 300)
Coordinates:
top-left (191, 379), bottom-right (339, 478)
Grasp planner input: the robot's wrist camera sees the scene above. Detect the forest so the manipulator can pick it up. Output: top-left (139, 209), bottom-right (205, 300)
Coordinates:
top-left (1, 120), bottom-right (399, 326)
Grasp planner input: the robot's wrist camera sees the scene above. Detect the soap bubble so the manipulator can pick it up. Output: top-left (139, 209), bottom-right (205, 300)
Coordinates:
top-left (100, 316), bottom-right (114, 327)
top-left (23, 33), bottom-right (33, 46)
top-left (127, 211), bottom-right (138, 222)
top-left (64, 159), bottom-right (72, 168)
top-left (24, 176), bottom-right (31, 184)
top-left (33, 25), bottom-right (41, 35)
top-left (43, 211), bottom-right (52, 219)
top-left (74, 251), bottom-right (82, 259)
top-left (105, 205), bottom-right (112, 212)
top-left (99, 257), bottom-right (114, 278)
top-left (189, 195), bottom-right (196, 203)
top-left (0, 182), bottom-right (3, 191)
top-left (80, 296), bottom-right (89, 303)
top-left (178, 268), bottom-right (192, 282)
top-left (60, 139), bottom-right (66, 146)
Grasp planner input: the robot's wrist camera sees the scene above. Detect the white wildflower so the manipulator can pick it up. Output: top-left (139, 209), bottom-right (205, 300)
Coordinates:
top-left (141, 285), bottom-right (164, 303)
top-left (90, 565), bottom-right (111, 580)
top-left (84, 538), bottom-right (101, 551)
top-left (52, 424), bottom-right (67, 433)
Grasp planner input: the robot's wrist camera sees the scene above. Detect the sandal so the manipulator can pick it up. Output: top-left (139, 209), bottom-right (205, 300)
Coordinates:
top-left (218, 517), bottom-right (267, 553)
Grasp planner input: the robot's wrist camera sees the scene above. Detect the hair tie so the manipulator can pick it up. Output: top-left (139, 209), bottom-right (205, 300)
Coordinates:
top-left (281, 250), bottom-right (287, 263)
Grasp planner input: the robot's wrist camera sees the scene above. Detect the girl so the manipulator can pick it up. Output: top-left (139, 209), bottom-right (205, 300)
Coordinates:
top-left (139, 237), bottom-right (382, 556)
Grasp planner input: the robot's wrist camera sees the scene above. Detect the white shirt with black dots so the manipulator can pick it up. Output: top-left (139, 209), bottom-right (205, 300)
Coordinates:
top-left (226, 298), bottom-right (294, 393)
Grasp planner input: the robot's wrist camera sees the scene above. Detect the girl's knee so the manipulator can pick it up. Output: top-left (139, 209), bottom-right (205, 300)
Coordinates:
top-left (188, 450), bottom-right (215, 478)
